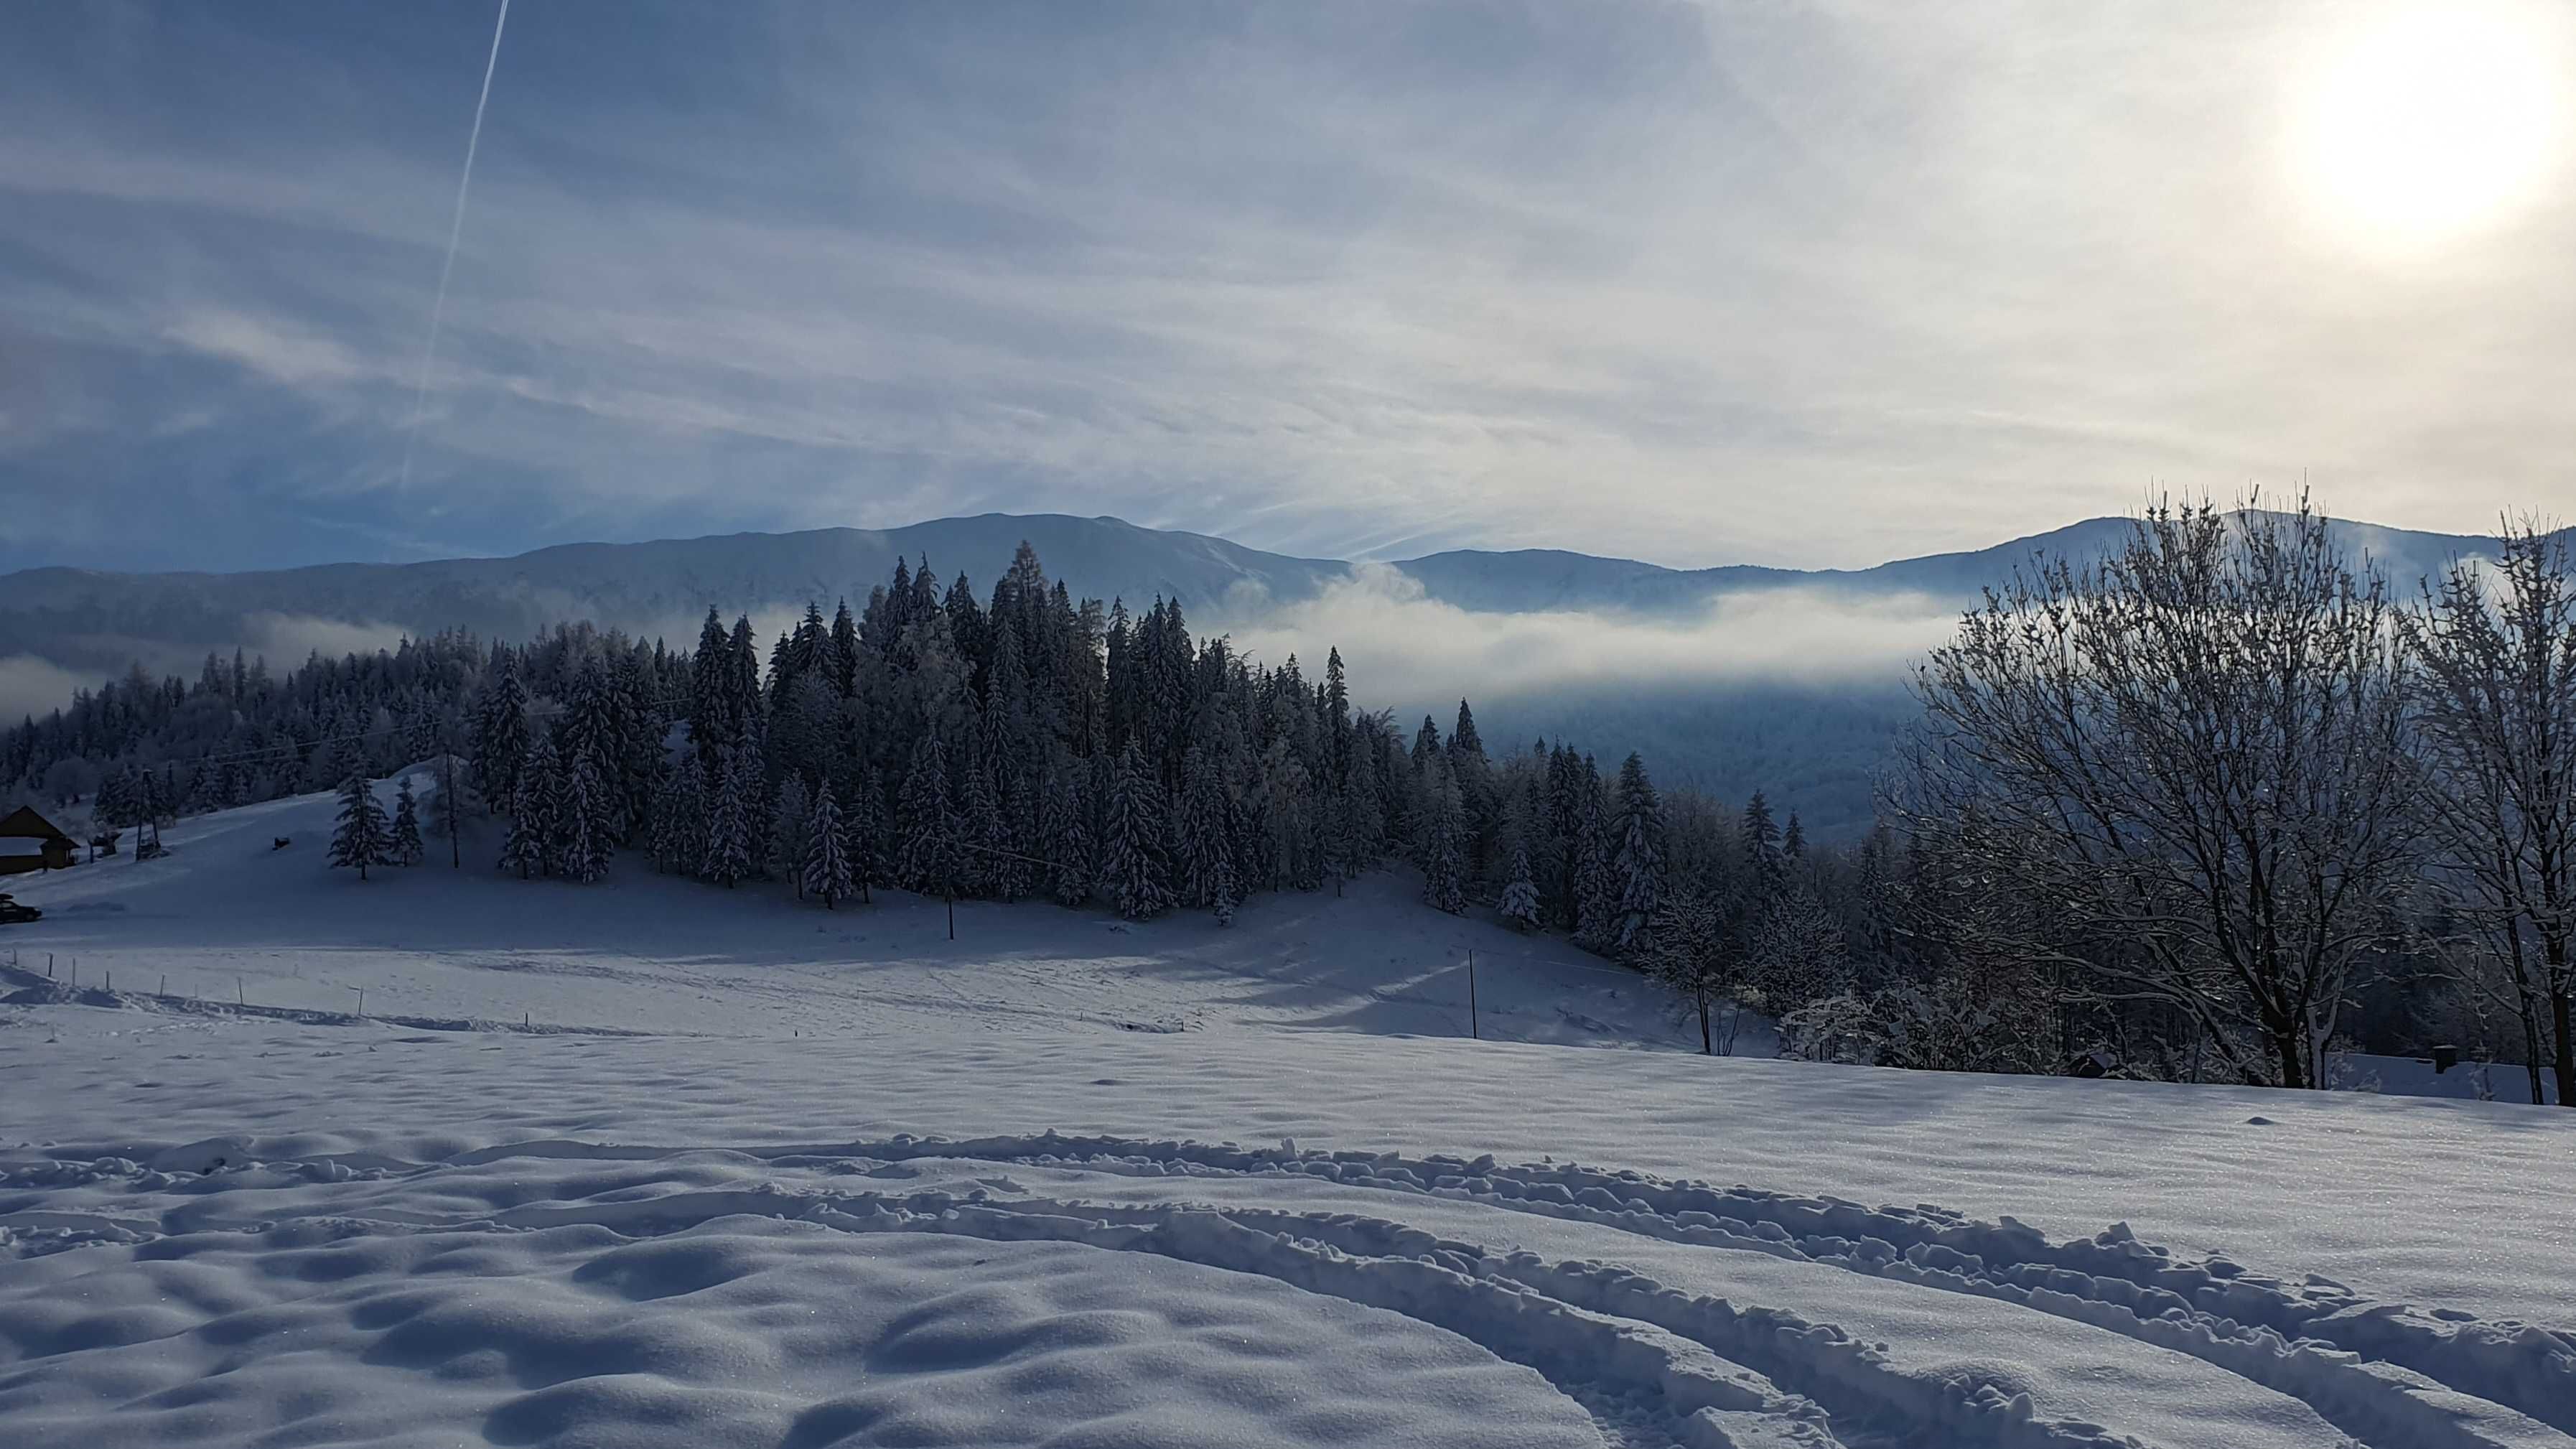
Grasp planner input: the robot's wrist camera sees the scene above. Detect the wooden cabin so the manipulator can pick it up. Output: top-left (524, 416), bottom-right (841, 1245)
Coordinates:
top-left (0, 806), bottom-right (78, 875)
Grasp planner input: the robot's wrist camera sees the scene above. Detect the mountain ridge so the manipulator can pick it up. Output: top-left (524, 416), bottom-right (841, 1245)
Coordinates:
top-left (0, 507), bottom-right (2516, 839)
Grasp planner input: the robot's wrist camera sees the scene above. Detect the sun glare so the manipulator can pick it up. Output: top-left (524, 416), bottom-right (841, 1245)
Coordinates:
top-left (2288, 3), bottom-right (2567, 255)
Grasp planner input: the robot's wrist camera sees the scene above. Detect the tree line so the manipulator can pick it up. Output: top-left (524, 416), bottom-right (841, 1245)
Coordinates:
top-left (16, 511), bottom-right (2568, 1101)
top-left (1846, 498), bottom-right (2572, 1104)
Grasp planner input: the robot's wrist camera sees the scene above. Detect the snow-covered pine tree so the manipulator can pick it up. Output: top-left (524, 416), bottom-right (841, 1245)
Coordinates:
top-left (648, 753), bottom-right (706, 875)
top-left (472, 663), bottom-right (530, 811)
top-left (897, 735), bottom-right (955, 897)
top-left (1450, 698), bottom-right (1484, 760)
top-left (1174, 745), bottom-right (1229, 908)
top-left (1610, 752), bottom-right (1666, 953)
top-left (1040, 764), bottom-right (1092, 908)
top-left (1419, 761), bottom-right (1467, 915)
top-left (690, 607), bottom-right (734, 769)
top-left (1212, 857), bottom-right (1239, 927)
top-left (731, 725), bottom-right (772, 878)
top-left (500, 742), bottom-right (554, 879)
top-left (958, 752), bottom-right (1004, 897)
top-left (829, 598), bottom-right (860, 699)
top-left (1499, 842), bottom-right (1541, 931)
top-left (989, 763), bottom-right (1036, 903)
top-left (389, 777), bottom-right (426, 867)
top-left (560, 745), bottom-right (614, 883)
top-left (1572, 759), bottom-right (1615, 948)
top-left (1742, 791), bottom-right (1781, 878)
top-left (768, 774), bottom-right (813, 898)
top-left (851, 767), bottom-right (885, 904)
top-left (803, 783), bottom-right (856, 908)
top-left (1321, 782), bottom-right (1354, 890)
top-left (1100, 741), bottom-right (1172, 921)
top-left (701, 745), bottom-right (754, 887)
top-left (329, 773), bottom-right (391, 880)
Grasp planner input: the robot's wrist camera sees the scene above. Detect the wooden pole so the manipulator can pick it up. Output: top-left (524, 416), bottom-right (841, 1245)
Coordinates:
top-left (1467, 949), bottom-right (1479, 1040)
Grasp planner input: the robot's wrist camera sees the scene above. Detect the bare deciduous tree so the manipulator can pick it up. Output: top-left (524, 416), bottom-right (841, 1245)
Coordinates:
top-left (2402, 519), bottom-right (2576, 1106)
top-left (1640, 890), bottom-right (1747, 1055)
top-left (1899, 498), bottom-right (2421, 1089)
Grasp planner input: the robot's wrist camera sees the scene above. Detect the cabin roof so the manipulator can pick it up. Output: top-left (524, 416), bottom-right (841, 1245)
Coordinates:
top-left (0, 805), bottom-right (75, 844)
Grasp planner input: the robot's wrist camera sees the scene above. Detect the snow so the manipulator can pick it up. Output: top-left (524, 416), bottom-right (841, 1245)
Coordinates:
top-left (3, 786), bottom-right (2573, 1448)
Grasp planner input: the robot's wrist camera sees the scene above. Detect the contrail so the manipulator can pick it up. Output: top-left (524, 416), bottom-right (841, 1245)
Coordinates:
top-left (396, 0), bottom-right (511, 493)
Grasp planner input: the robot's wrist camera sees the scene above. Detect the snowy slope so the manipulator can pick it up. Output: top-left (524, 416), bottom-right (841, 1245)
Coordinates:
top-left (0, 778), bottom-right (1689, 1046)
top-left (3, 791), bottom-right (2573, 1449)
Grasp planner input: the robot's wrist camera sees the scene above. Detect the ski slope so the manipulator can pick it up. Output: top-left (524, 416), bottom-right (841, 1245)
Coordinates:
top-left (2, 786), bottom-right (2572, 1448)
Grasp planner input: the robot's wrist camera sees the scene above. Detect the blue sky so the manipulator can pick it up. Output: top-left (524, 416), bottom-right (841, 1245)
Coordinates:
top-left (5, 0), bottom-right (2575, 574)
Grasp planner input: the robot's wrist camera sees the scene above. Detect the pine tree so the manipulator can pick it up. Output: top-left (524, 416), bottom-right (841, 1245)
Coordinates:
top-left (1419, 762), bottom-right (1467, 915)
top-left (851, 767), bottom-right (885, 904)
top-left (691, 607), bottom-right (734, 768)
top-left (648, 754), bottom-right (707, 875)
top-left (829, 598), bottom-right (861, 699)
top-left (500, 750), bottom-right (552, 880)
top-left (803, 783), bottom-right (856, 908)
top-left (897, 734), bottom-right (956, 896)
top-left (1101, 741), bottom-right (1173, 920)
top-left (1742, 791), bottom-right (1782, 877)
top-left (1499, 842), bottom-right (1541, 931)
top-left (516, 732), bottom-right (567, 875)
top-left (472, 663), bottom-right (530, 810)
top-left (389, 776), bottom-right (426, 867)
top-left (701, 745), bottom-right (754, 887)
top-left (769, 774), bottom-right (813, 897)
top-left (1212, 857), bottom-right (1239, 927)
top-left (1174, 745), bottom-right (1231, 908)
top-left (560, 744), bottom-right (613, 883)
top-left (1450, 699), bottom-right (1484, 760)
top-left (1041, 765), bottom-right (1093, 908)
top-left (1610, 753), bottom-right (1666, 953)
top-left (329, 773), bottom-right (390, 880)
top-left (1572, 760), bottom-right (1614, 948)
top-left (959, 753), bottom-right (1005, 897)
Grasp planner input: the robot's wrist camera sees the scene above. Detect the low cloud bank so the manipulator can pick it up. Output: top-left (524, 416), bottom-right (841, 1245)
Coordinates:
top-left (0, 655), bottom-right (98, 722)
top-left (242, 612), bottom-right (414, 663)
top-left (1215, 564), bottom-right (1956, 711)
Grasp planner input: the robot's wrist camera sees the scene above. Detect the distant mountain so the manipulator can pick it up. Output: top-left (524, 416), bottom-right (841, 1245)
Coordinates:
top-left (0, 510), bottom-right (2512, 838)
top-left (1398, 514), bottom-right (2500, 616)
top-left (0, 510), bottom-right (2506, 677)
top-left (0, 513), bottom-right (1355, 678)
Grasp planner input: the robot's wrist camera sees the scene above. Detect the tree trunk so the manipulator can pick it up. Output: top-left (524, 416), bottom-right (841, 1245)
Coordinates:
top-left (2553, 986), bottom-right (2575, 1108)
top-left (1698, 994), bottom-right (1711, 1056)
top-left (2275, 1023), bottom-right (2310, 1090)
top-left (2521, 992), bottom-right (2547, 1106)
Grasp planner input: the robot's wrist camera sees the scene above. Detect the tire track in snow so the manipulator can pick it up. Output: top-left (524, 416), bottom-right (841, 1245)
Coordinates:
top-left (19, 1132), bottom-right (2570, 1448)
top-left (420, 1131), bottom-right (2575, 1449)
top-left (631, 1129), bottom-right (2568, 1449)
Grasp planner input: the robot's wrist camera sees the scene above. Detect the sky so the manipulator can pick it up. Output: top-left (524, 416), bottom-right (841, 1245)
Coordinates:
top-left (5, 0), bottom-right (2575, 577)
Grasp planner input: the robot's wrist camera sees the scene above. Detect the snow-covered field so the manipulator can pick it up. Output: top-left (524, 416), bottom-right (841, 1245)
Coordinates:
top-left (3, 785), bottom-right (2572, 1448)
